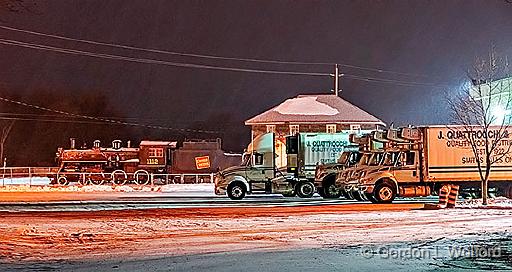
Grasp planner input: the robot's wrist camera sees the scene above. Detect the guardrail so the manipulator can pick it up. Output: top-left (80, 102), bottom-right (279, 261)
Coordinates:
top-left (0, 167), bottom-right (215, 186)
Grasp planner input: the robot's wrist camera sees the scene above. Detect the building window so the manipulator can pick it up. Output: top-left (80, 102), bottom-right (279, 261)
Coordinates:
top-left (266, 125), bottom-right (276, 133)
top-left (350, 124), bottom-right (361, 132)
top-left (326, 124), bottom-right (336, 134)
top-left (148, 148), bottom-right (164, 157)
top-left (289, 125), bottom-right (299, 135)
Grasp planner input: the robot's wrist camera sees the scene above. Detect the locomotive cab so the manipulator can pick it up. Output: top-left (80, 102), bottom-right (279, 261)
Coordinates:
top-left (138, 141), bottom-right (177, 172)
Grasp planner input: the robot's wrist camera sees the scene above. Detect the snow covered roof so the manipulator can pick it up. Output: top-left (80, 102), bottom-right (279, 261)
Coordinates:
top-left (245, 94), bottom-right (385, 125)
top-left (140, 141), bottom-right (177, 147)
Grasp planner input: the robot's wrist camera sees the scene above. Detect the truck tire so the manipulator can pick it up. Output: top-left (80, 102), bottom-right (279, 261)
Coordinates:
top-left (352, 191), bottom-right (365, 201)
top-left (323, 176), bottom-right (341, 199)
top-left (372, 182), bottom-right (396, 204)
top-left (296, 181), bottom-right (315, 198)
top-left (323, 183), bottom-right (341, 199)
top-left (227, 181), bottom-right (247, 200)
top-left (341, 189), bottom-right (353, 200)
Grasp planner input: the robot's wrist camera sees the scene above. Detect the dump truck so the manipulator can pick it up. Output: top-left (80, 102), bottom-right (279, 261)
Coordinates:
top-left (341, 125), bottom-right (512, 203)
top-left (214, 132), bottom-right (362, 200)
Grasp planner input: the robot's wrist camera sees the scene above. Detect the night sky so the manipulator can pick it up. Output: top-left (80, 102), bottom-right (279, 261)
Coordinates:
top-left (0, 0), bottom-right (511, 165)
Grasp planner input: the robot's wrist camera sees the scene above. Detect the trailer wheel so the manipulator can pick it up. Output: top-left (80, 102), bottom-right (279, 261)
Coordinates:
top-left (372, 182), bottom-right (396, 204)
top-left (227, 181), bottom-right (246, 200)
top-left (296, 181), bottom-right (315, 198)
top-left (506, 185), bottom-right (512, 199)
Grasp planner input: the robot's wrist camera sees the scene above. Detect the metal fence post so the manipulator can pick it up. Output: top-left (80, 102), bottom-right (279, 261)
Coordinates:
top-left (210, 173), bottom-right (214, 183)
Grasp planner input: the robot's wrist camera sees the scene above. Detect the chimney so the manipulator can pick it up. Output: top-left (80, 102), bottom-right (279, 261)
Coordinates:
top-left (70, 138), bottom-right (76, 149)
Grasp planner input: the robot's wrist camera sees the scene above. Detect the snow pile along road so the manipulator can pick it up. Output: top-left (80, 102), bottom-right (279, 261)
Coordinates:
top-left (458, 197), bottom-right (512, 209)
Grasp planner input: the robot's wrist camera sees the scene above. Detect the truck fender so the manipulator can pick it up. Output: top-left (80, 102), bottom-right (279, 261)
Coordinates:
top-left (228, 176), bottom-right (250, 191)
top-left (371, 173), bottom-right (399, 192)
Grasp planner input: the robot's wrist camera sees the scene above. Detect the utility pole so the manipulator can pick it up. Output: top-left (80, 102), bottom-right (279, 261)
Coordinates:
top-left (331, 64), bottom-right (342, 96)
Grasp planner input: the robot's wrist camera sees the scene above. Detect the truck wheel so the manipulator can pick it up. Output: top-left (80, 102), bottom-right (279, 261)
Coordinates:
top-left (372, 182), bottom-right (396, 204)
top-left (227, 182), bottom-right (246, 200)
top-left (352, 191), bottom-right (365, 201)
top-left (341, 189), bottom-right (353, 200)
top-left (296, 181), bottom-right (315, 198)
top-left (323, 183), bottom-right (341, 199)
top-left (505, 185), bottom-right (512, 199)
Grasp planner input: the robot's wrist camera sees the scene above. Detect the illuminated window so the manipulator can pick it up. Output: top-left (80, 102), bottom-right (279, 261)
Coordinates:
top-left (350, 124), bottom-right (361, 132)
top-left (326, 124), bottom-right (336, 133)
top-left (148, 148), bottom-right (164, 157)
top-left (266, 125), bottom-right (276, 133)
top-left (289, 125), bottom-right (299, 135)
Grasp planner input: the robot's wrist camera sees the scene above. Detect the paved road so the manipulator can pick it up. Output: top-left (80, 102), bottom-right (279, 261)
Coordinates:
top-left (0, 193), bottom-right (439, 212)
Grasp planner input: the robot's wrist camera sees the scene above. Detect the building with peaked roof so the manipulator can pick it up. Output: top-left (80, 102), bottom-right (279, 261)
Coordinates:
top-left (245, 94), bottom-right (385, 139)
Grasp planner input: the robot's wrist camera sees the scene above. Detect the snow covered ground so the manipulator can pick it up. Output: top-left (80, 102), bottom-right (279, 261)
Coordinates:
top-left (458, 197), bottom-right (512, 209)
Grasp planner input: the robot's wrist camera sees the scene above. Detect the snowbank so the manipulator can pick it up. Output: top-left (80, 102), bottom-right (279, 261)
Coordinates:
top-left (0, 177), bottom-right (50, 186)
top-left (458, 197), bottom-right (512, 209)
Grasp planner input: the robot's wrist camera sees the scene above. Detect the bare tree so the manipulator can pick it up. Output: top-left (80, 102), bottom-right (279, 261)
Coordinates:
top-left (448, 49), bottom-right (512, 205)
top-left (0, 120), bottom-right (14, 166)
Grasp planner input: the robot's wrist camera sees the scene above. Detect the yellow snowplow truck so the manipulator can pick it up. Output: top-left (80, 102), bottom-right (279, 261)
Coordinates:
top-left (337, 126), bottom-right (512, 203)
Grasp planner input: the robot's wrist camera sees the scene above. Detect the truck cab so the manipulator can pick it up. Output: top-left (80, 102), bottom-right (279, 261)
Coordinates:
top-left (214, 133), bottom-right (293, 200)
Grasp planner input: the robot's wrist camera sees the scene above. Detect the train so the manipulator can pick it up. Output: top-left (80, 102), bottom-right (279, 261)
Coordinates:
top-left (53, 138), bottom-right (242, 185)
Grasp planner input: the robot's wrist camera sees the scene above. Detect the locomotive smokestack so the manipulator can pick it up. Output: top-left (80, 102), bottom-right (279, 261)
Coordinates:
top-left (70, 138), bottom-right (76, 149)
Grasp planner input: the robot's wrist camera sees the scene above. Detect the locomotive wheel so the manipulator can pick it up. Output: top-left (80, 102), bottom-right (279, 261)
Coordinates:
top-left (91, 178), bottom-right (104, 186)
top-left (56, 176), bottom-right (69, 186)
top-left (134, 170), bottom-right (150, 186)
top-left (112, 170), bottom-right (128, 186)
top-left (79, 177), bottom-right (91, 186)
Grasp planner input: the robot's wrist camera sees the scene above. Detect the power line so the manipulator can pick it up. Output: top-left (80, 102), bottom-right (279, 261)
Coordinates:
top-left (0, 25), bottom-right (332, 66)
top-left (0, 38), bottom-right (449, 88)
top-left (342, 73), bottom-right (451, 88)
top-left (0, 38), bottom-right (329, 77)
top-left (0, 96), bottom-right (221, 134)
top-left (0, 24), bottom-right (433, 78)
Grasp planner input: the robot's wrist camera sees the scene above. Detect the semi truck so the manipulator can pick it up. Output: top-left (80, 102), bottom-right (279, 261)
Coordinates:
top-left (314, 133), bottom-right (380, 198)
top-left (214, 132), bottom-right (362, 200)
top-left (339, 125), bottom-right (512, 203)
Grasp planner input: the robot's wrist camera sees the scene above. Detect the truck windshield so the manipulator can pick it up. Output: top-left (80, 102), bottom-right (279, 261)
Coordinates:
top-left (382, 152), bottom-right (400, 166)
top-left (338, 152), bottom-right (351, 164)
top-left (368, 152), bottom-right (384, 166)
top-left (358, 153), bottom-right (372, 166)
